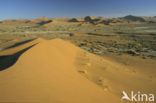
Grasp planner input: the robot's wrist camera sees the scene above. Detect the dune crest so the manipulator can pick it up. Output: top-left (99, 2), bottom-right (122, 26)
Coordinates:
top-left (0, 38), bottom-right (119, 103)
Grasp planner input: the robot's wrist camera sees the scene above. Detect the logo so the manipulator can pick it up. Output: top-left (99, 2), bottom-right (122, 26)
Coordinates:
top-left (121, 91), bottom-right (154, 102)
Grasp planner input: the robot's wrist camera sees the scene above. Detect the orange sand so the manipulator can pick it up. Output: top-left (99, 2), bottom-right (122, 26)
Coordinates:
top-left (0, 38), bottom-right (155, 103)
top-left (0, 38), bottom-right (120, 103)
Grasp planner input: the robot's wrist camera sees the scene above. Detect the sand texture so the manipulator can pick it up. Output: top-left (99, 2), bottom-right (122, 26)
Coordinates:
top-left (0, 38), bottom-right (155, 103)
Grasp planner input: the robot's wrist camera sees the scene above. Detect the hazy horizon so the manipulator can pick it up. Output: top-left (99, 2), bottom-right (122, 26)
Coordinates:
top-left (0, 0), bottom-right (156, 20)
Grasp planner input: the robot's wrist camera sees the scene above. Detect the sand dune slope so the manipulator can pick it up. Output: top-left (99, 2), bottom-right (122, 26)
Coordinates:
top-left (0, 38), bottom-right (119, 103)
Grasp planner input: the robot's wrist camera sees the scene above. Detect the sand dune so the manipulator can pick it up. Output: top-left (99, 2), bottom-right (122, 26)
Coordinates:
top-left (0, 38), bottom-right (120, 103)
top-left (0, 38), bottom-right (155, 103)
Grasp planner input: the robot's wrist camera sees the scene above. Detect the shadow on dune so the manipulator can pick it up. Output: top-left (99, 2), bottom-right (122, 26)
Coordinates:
top-left (0, 44), bottom-right (37, 71)
top-left (3, 38), bottom-right (35, 50)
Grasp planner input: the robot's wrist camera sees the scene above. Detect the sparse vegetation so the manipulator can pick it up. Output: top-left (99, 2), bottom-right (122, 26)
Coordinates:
top-left (0, 16), bottom-right (156, 59)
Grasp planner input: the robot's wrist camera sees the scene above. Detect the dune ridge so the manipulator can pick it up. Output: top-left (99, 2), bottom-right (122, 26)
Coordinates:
top-left (0, 38), bottom-right (119, 103)
top-left (0, 38), bottom-right (155, 103)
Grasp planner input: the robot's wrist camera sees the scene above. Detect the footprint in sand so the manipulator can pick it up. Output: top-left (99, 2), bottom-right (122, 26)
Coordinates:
top-left (98, 78), bottom-right (111, 91)
top-left (78, 69), bottom-right (88, 74)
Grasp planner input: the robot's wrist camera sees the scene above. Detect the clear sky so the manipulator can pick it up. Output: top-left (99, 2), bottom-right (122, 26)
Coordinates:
top-left (0, 0), bottom-right (156, 20)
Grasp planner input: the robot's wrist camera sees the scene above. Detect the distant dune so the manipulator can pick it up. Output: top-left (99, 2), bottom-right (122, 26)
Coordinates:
top-left (123, 15), bottom-right (146, 22)
top-left (1, 15), bottom-right (156, 26)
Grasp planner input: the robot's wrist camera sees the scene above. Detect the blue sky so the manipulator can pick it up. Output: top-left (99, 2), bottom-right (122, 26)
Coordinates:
top-left (0, 0), bottom-right (156, 20)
